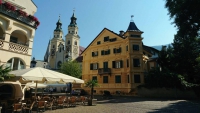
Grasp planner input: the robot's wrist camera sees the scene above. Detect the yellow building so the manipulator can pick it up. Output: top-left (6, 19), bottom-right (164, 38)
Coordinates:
top-left (82, 19), bottom-right (154, 94)
top-left (0, 0), bottom-right (38, 70)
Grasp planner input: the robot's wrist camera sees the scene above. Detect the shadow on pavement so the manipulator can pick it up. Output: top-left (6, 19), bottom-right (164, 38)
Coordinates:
top-left (148, 100), bottom-right (200, 113)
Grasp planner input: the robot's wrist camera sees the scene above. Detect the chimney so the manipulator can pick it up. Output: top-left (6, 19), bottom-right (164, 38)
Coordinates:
top-left (119, 30), bottom-right (124, 36)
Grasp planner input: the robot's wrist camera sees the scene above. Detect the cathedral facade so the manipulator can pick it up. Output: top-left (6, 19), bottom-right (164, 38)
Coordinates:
top-left (44, 12), bottom-right (84, 70)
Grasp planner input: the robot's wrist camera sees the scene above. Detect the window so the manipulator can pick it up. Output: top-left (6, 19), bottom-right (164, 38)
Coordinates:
top-left (133, 45), bottom-right (139, 51)
top-left (104, 36), bottom-right (109, 42)
top-left (101, 49), bottom-right (110, 55)
top-left (68, 41), bottom-right (70, 44)
top-left (103, 62), bottom-right (108, 69)
top-left (92, 76), bottom-right (97, 81)
top-left (10, 36), bottom-right (18, 43)
top-left (74, 41), bottom-right (77, 45)
top-left (131, 35), bottom-right (140, 37)
top-left (97, 41), bottom-right (101, 45)
top-left (115, 75), bottom-right (121, 83)
top-left (92, 51), bottom-right (98, 57)
top-left (134, 74), bottom-right (141, 83)
top-left (113, 47), bottom-right (121, 53)
top-left (59, 47), bottom-right (61, 52)
top-left (90, 63), bottom-right (98, 70)
top-left (112, 60), bottom-right (123, 68)
top-left (103, 76), bottom-right (108, 83)
top-left (57, 61), bottom-right (62, 68)
top-left (69, 31), bottom-right (70, 33)
top-left (127, 59), bottom-right (129, 67)
top-left (110, 38), bottom-right (117, 42)
top-left (126, 45), bottom-right (128, 51)
top-left (53, 45), bottom-right (55, 48)
top-left (133, 59), bottom-right (140, 67)
top-left (127, 75), bottom-right (130, 83)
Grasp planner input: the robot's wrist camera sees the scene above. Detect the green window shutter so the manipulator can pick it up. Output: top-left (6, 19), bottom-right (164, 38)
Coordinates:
top-left (108, 49), bottom-right (110, 54)
top-left (119, 47), bottom-right (121, 53)
top-left (90, 63), bottom-right (93, 70)
top-left (113, 48), bottom-right (116, 53)
top-left (97, 63), bottom-right (99, 69)
top-left (101, 50), bottom-right (104, 55)
top-left (97, 51), bottom-right (98, 56)
top-left (127, 59), bottom-right (129, 67)
top-left (92, 52), bottom-right (94, 57)
top-left (120, 60), bottom-right (123, 68)
top-left (112, 61), bottom-right (116, 68)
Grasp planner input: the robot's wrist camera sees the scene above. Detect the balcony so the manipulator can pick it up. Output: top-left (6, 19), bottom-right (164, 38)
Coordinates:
top-left (98, 68), bottom-right (111, 75)
top-left (0, 4), bottom-right (38, 28)
top-left (0, 39), bottom-right (29, 54)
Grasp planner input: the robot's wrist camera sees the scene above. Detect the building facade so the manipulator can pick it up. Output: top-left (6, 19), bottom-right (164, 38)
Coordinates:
top-left (0, 0), bottom-right (39, 70)
top-left (82, 20), bottom-right (155, 94)
top-left (44, 12), bottom-right (84, 70)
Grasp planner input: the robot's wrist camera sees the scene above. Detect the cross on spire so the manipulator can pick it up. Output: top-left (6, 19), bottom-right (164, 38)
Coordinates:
top-left (73, 8), bottom-right (75, 13)
top-left (131, 15), bottom-right (134, 21)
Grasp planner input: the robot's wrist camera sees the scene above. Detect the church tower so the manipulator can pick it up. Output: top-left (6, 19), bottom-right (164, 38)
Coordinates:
top-left (65, 11), bottom-right (80, 60)
top-left (49, 16), bottom-right (65, 69)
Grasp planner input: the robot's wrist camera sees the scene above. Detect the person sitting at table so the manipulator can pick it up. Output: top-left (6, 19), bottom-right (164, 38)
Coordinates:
top-left (49, 87), bottom-right (53, 94)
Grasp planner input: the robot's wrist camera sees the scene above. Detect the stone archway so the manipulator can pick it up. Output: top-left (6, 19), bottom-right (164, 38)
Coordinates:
top-left (10, 30), bottom-right (28, 46)
top-left (0, 26), bottom-right (4, 40)
top-left (6, 57), bottom-right (25, 71)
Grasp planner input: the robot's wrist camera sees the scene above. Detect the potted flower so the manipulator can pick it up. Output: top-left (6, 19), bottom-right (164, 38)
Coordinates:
top-left (85, 80), bottom-right (99, 106)
top-left (16, 9), bottom-right (27, 17)
top-left (3, 2), bottom-right (15, 11)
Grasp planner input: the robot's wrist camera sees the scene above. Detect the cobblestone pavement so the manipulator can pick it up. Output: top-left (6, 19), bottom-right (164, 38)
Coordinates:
top-left (43, 96), bottom-right (200, 113)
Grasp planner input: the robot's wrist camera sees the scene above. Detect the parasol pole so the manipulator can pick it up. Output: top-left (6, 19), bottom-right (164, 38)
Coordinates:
top-left (35, 81), bottom-right (38, 100)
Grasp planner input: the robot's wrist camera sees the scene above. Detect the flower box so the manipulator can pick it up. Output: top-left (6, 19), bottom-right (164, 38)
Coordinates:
top-left (3, 2), bottom-right (15, 11)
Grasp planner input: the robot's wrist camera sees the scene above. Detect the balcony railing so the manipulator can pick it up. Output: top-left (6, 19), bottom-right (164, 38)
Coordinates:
top-left (0, 39), bottom-right (4, 48)
top-left (98, 68), bottom-right (111, 75)
top-left (9, 42), bottom-right (28, 54)
top-left (0, 4), bottom-right (37, 28)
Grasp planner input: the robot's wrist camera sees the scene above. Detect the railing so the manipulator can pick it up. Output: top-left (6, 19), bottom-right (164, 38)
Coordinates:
top-left (0, 4), bottom-right (37, 28)
top-left (98, 68), bottom-right (111, 75)
top-left (9, 42), bottom-right (28, 54)
top-left (0, 39), bottom-right (4, 48)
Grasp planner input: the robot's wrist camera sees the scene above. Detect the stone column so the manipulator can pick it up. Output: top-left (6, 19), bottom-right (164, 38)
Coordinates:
top-left (18, 59), bottom-right (21, 70)
top-left (11, 58), bottom-right (14, 70)
top-left (4, 33), bottom-right (11, 42)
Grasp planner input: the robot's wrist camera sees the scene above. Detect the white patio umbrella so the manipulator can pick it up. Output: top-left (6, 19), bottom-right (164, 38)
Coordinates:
top-left (10, 67), bottom-right (84, 97)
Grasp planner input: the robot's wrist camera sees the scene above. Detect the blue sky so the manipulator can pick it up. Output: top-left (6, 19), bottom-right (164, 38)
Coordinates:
top-left (32, 0), bottom-right (177, 60)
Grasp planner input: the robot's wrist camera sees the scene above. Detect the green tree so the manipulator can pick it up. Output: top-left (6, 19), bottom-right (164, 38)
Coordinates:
top-left (0, 65), bottom-right (11, 82)
top-left (165, 0), bottom-right (200, 84)
top-left (60, 60), bottom-right (82, 78)
top-left (85, 80), bottom-right (99, 105)
top-left (165, 0), bottom-right (200, 38)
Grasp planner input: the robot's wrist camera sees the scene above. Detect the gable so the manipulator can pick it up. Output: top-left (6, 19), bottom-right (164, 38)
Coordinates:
top-left (81, 28), bottom-right (124, 55)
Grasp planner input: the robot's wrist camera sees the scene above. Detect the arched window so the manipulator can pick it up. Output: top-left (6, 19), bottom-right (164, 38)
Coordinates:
top-left (74, 41), bottom-right (77, 45)
top-left (59, 47), bottom-right (61, 52)
top-left (68, 40), bottom-right (70, 44)
top-left (57, 61), bottom-right (62, 68)
top-left (7, 58), bottom-right (25, 70)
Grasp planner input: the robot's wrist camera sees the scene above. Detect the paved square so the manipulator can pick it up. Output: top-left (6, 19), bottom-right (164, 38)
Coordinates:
top-left (44, 96), bottom-right (200, 113)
